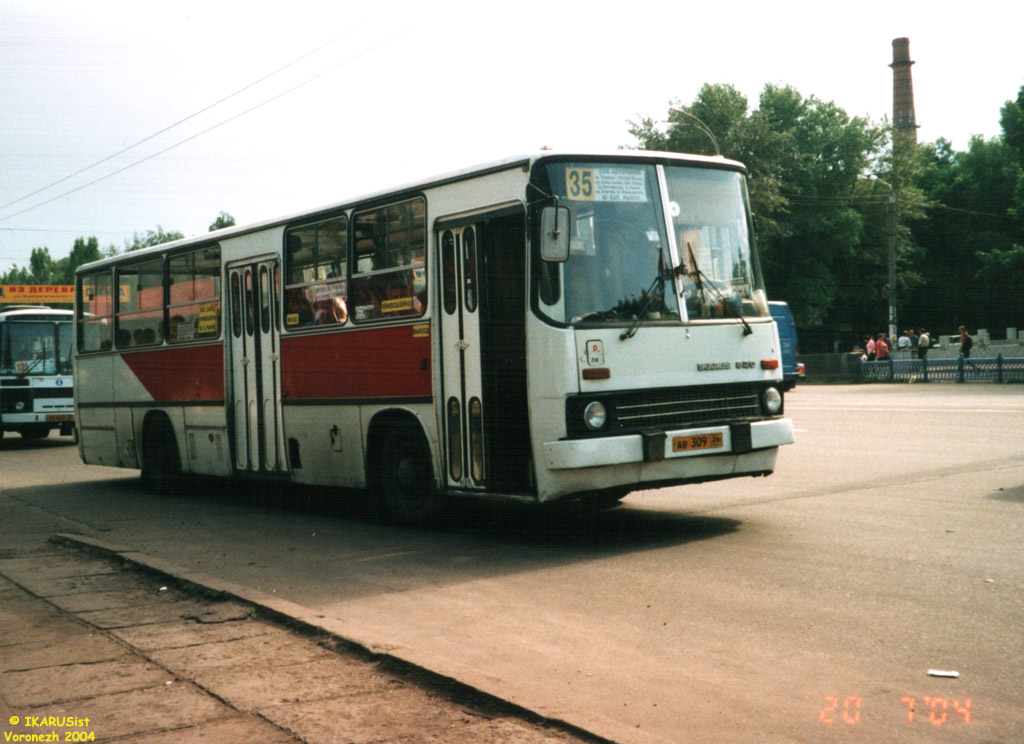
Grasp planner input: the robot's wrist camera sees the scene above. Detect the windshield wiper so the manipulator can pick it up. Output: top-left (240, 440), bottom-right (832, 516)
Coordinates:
top-left (621, 247), bottom-right (671, 341)
top-left (685, 241), bottom-right (753, 336)
top-left (16, 357), bottom-right (44, 377)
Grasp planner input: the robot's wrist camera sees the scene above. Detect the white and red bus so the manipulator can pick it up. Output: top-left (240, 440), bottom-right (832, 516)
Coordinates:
top-left (74, 151), bottom-right (793, 522)
top-left (1, 305), bottom-right (75, 440)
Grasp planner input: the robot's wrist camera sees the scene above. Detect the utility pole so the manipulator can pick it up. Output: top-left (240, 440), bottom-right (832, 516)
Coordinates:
top-left (862, 174), bottom-right (897, 340)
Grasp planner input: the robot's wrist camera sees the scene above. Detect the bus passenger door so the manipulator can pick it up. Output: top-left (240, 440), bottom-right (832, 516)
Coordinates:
top-left (227, 259), bottom-right (285, 473)
top-left (438, 226), bottom-right (486, 490)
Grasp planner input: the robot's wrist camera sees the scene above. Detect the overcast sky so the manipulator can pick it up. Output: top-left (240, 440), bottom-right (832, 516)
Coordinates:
top-left (1, 0), bottom-right (1021, 275)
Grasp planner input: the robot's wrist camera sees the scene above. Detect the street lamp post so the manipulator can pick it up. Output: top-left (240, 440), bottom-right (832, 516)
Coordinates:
top-left (668, 108), bottom-right (722, 157)
top-left (862, 174), bottom-right (897, 340)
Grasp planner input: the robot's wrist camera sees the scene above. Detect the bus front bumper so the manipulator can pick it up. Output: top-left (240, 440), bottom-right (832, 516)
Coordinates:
top-left (543, 418), bottom-right (793, 471)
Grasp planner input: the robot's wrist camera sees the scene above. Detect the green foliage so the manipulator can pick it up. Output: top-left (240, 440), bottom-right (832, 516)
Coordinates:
top-left (908, 131), bottom-right (1021, 332)
top-left (209, 211), bottom-right (236, 231)
top-left (3, 211), bottom-right (230, 289)
top-left (125, 226), bottom-right (185, 252)
top-left (0, 237), bottom-right (113, 287)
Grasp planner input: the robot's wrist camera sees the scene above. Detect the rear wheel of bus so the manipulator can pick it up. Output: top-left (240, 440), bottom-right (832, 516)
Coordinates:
top-left (141, 414), bottom-right (180, 492)
top-left (377, 425), bottom-right (444, 526)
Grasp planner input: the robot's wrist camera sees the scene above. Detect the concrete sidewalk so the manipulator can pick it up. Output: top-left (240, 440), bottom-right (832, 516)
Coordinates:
top-left (0, 539), bottom-right (593, 744)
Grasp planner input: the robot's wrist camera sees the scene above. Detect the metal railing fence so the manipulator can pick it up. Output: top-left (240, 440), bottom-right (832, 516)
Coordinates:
top-left (859, 355), bottom-right (1024, 383)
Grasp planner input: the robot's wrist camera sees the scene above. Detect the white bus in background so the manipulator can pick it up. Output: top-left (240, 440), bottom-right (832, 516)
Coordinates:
top-left (74, 150), bottom-right (793, 523)
top-left (0, 306), bottom-right (75, 440)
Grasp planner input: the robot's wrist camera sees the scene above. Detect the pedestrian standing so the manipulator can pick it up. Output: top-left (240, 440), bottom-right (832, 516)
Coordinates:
top-left (917, 328), bottom-right (930, 360)
top-left (875, 333), bottom-right (890, 361)
top-left (958, 325), bottom-right (974, 358)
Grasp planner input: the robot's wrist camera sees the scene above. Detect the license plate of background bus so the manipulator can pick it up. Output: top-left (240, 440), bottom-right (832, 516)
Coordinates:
top-left (672, 432), bottom-right (724, 453)
top-left (46, 414), bottom-right (73, 422)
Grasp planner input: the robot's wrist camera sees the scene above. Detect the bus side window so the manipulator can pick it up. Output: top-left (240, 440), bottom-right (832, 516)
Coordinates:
top-left (283, 216), bottom-right (347, 330)
top-left (168, 246), bottom-right (221, 343)
top-left (350, 198), bottom-right (426, 323)
top-left (78, 271), bottom-right (113, 353)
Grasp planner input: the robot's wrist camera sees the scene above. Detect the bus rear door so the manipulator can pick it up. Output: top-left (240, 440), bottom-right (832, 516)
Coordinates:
top-left (227, 259), bottom-right (285, 473)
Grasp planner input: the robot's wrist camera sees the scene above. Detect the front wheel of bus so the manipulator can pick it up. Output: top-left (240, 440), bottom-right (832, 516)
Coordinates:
top-left (18, 426), bottom-right (50, 440)
top-left (379, 428), bottom-right (444, 526)
top-left (141, 417), bottom-right (180, 492)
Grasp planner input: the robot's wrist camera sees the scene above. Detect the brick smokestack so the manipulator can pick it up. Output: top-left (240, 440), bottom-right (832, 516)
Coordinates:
top-left (890, 37), bottom-right (918, 146)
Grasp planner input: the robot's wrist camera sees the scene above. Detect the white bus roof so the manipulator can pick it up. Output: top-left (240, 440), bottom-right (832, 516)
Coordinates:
top-left (76, 149), bottom-right (747, 274)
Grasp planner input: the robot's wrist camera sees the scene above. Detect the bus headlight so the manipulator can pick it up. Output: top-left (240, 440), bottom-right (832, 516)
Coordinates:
top-left (762, 386), bottom-right (782, 414)
top-left (583, 401), bottom-right (607, 430)
top-left (15, 401), bottom-right (25, 412)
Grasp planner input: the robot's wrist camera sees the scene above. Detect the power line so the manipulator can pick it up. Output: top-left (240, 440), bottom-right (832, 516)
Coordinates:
top-left (0, 27), bottom-right (403, 225)
top-left (927, 203), bottom-right (1016, 220)
top-left (0, 27), bottom-right (361, 215)
top-left (0, 227), bottom-right (135, 235)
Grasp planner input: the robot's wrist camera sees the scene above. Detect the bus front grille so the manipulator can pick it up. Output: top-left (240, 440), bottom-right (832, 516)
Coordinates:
top-left (566, 384), bottom-right (766, 437)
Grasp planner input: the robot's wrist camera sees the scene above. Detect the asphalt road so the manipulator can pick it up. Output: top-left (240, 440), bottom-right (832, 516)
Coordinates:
top-left (2, 384), bottom-right (1022, 744)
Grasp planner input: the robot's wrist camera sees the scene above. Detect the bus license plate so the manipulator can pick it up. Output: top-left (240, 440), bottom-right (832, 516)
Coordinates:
top-left (46, 414), bottom-right (73, 422)
top-left (672, 432), bottom-right (724, 453)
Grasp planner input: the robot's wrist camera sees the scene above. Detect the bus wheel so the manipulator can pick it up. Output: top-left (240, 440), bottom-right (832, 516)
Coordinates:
top-left (141, 417), bottom-right (180, 491)
top-left (18, 427), bottom-right (49, 440)
top-left (378, 427), bottom-right (443, 525)
top-left (579, 488), bottom-right (630, 510)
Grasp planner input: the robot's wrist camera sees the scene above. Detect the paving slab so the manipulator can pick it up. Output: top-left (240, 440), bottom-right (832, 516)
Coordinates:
top-left (45, 588), bottom-right (172, 613)
top-left (2, 656), bottom-right (174, 707)
top-left (44, 683), bottom-right (233, 740)
top-left (73, 598), bottom-right (249, 629)
top-left (120, 714), bottom-right (304, 744)
top-left (0, 554), bottom-right (123, 585)
top-left (107, 616), bottom-right (271, 652)
top-left (192, 653), bottom-right (400, 711)
top-left (1, 539), bottom-right (598, 744)
top-left (13, 571), bottom-right (156, 598)
top-left (0, 633), bottom-right (126, 673)
top-left (147, 627), bottom-right (334, 678)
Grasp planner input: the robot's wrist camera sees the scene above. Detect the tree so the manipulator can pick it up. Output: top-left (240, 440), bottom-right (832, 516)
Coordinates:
top-left (28, 247), bottom-right (57, 284)
top-left (0, 263), bottom-right (33, 285)
top-left (909, 134), bottom-right (1019, 333)
top-left (209, 211), bottom-right (236, 231)
top-left (125, 226), bottom-right (184, 253)
top-left (59, 236), bottom-right (105, 283)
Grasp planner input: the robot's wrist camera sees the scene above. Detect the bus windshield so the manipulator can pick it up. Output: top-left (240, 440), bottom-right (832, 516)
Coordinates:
top-left (666, 165), bottom-right (767, 320)
top-left (534, 161), bottom-right (767, 325)
top-left (0, 321), bottom-right (73, 375)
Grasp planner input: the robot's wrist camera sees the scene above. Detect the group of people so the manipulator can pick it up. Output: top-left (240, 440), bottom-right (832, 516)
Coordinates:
top-left (862, 325), bottom-right (975, 360)
top-left (862, 328), bottom-right (931, 360)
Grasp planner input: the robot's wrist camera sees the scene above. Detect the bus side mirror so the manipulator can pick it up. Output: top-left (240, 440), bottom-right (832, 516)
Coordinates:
top-left (540, 206), bottom-right (570, 262)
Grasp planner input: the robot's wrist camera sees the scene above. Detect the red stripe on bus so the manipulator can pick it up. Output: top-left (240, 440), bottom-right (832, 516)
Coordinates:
top-left (121, 344), bottom-right (225, 401)
top-left (281, 325), bottom-right (431, 400)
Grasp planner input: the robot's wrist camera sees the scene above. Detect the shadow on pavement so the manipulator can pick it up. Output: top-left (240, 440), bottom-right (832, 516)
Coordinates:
top-left (5, 473), bottom-right (741, 598)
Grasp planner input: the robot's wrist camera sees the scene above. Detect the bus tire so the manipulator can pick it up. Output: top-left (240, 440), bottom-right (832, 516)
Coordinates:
top-left (378, 426), bottom-right (443, 525)
top-left (576, 487), bottom-right (630, 511)
top-left (141, 416), bottom-right (180, 492)
top-left (18, 427), bottom-right (50, 440)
